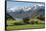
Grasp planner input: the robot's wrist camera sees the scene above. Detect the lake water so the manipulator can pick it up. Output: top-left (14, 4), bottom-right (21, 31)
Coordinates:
top-left (15, 18), bottom-right (23, 21)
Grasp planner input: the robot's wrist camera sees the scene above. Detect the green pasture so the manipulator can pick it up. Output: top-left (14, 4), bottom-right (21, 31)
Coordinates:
top-left (6, 18), bottom-right (45, 30)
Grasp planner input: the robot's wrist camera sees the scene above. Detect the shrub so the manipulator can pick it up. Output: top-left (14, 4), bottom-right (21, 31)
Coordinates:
top-left (37, 16), bottom-right (45, 21)
top-left (30, 21), bottom-right (40, 24)
top-left (23, 17), bottom-right (30, 24)
top-left (37, 21), bottom-right (45, 24)
top-left (30, 21), bottom-right (35, 24)
top-left (14, 21), bottom-right (25, 25)
top-left (35, 21), bottom-right (38, 24)
top-left (30, 20), bottom-right (44, 24)
top-left (29, 19), bottom-right (44, 24)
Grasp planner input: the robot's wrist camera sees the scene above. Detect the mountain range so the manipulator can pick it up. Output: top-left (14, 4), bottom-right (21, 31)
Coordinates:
top-left (6, 4), bottom-right (45, 20)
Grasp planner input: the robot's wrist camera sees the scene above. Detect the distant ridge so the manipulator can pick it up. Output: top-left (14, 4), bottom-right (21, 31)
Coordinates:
top-left (6, 4), bottom-right (45, 20)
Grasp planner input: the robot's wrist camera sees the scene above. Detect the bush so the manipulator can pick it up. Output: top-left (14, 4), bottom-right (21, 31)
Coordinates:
top-left (35, 21), bottom-right (38, 24)
top-left (14, 21), bottom-right (25, 25)
top-left (37, 16), bottom-right (45, 21)
top-left (30, 21), bottom-right (44, 24)
top-left (23, 17), bottom-right (30, 24)
top-left (30, 21), bottom-right (39, 24)
top-left (37, 21), bottom-right (45, 24)
top-left (29, 19), bottom-right (44, 24)
top-left (30, 21), bottom-right (35, 24)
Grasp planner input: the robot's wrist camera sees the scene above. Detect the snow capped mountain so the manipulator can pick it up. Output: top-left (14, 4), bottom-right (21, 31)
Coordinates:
top-left (7, 4), bottom-right (45, 19)
top-left (7, 4), bottom-right (44, 13)
top-left (23, 7), bottom-right (32, 11)
top-left (7, 6), bottom-right (32, 13)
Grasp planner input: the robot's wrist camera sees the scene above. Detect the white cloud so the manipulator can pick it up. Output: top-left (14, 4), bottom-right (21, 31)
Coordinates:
top-left (7, 7), bottom-right (16, 12)
top-left (16, 0), bottom-right (32, 1)
top-left (16, 0), bottom-right (45, 2)
top-left (33, 3), bottom-right (44, 7)
top-left (36, 4), bottom-right (44, 6)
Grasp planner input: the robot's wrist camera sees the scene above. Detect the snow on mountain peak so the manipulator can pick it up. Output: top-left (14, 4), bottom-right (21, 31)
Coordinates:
top-left (7, 6), bottom-right (32, 12)
top-left (7, 4), bottom-right (44, 13)
top-left (23, 7), bottom-right (32, 11)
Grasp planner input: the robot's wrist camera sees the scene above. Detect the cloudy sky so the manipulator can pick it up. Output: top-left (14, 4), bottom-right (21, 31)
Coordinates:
top-left (7, 0), bottom-right (45, 2)
top-left (7, 0), bottom-right (45, 11)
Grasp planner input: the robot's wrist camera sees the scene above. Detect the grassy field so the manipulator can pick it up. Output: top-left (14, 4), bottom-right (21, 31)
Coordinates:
top-left (7, 24), bottom-right (45, 30)
top-left (6, 19), bottom-right (45, 30)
